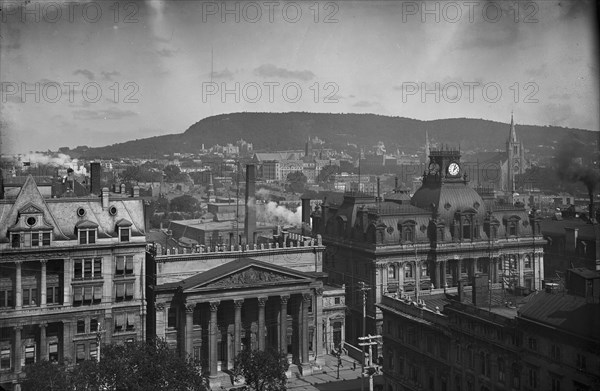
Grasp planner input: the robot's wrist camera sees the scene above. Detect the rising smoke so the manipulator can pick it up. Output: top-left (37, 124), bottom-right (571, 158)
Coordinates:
top-left (26, 153), bottom-right (73, 167)
top-left (256, 201), bottom-right (302, 227)
top-left (555, 135), bottom-right (600, 201)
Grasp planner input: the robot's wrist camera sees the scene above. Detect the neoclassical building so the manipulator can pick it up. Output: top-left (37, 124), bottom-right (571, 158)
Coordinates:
top-left (313, 147), bottom-right (545, 354)
top-left (0, 176), bottom-right (147, 391)
top-left (147, 233), bottom-right (345, 390)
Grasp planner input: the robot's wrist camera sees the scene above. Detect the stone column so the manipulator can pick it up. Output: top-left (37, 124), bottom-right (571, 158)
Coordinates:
top-left (103, 315), bottom-right (112, 345)
top-left (441, 261), bottom-right (447, 288)
top-left (40, 260), bottom-right (47, 307)
top-left (185, 304), bottom-right (194, 357)
top-left (234, 299), bottom-right (244, 359)
top-left (301, 293), bottom-right (311, 364)
top-left (314, 288), bottom-right (324, 366)
top-left (257, 297), bottom-right (267, 351)
top-left (279, 295), bottom-right (289, 355)
top-left (62, 321), bottom-right (73, 362)
top-left (208, 301), bottom-right (220, 378)
top-left (457, 259), bottom-right (463, 282)
top-left (40, 322), bottom-right (48, 361)
top-left (15, 261), bottom-right (22, 309)
top-left (434, 262), bottom-right (441, 289)
top-left (14, 326), bottom-right (22, 373)
top-left (63, 259), bottom-right (71, 305)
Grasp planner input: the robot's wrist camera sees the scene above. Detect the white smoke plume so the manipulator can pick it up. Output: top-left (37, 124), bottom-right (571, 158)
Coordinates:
top-left (256, 201), bottom-right (302, 227)
top-left (26, 153), bottom-right (73, 167)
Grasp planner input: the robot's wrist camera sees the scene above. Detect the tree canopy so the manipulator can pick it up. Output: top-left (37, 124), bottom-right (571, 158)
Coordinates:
top-left (233, 348), bottom-right (289, 391)
top-left (21, 339), bottom-right (207, 391)
top-left (286, 171), bottom-right (307, 194)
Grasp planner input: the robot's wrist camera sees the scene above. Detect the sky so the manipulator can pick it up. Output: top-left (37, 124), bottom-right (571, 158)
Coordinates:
top-left (0, 0), bottom-right (598, 154)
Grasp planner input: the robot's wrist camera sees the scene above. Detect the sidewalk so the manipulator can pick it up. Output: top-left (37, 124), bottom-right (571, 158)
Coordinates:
top-left (286, 354), bottom-right (382, 391)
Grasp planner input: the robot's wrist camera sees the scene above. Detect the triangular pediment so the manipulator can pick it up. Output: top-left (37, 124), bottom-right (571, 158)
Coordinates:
top-left (205, 266), bottom-right (299, 288)
top-left (175, 258), bottom-right (314, 293)
top-left (19, 203), bottom-right (44, 215)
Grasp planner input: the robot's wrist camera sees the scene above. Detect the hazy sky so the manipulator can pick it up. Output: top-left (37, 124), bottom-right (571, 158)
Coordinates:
top-left (1, 0), bottom-right (598, 154)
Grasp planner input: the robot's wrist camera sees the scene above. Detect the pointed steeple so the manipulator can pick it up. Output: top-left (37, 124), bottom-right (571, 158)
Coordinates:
top-left (509, 111), bottom-right (517, 143)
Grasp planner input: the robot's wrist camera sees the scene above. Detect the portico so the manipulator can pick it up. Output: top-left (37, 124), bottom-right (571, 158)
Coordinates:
top-left (155, 257), bottom-right (323, 389)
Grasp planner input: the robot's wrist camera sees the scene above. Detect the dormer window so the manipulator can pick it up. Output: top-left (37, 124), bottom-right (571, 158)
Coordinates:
top-left (120, 228), bottom-right (130, 242)
top-left (76, 220), bottom-right (99, 245)
top-left (398, 220), bottom-right (417, 244)
top-left (504, 215), bottom-right (521, 237)
top-left (11, 234), bottom-right (21, 248)
top-left (115, 219), bottom-right (133, 242)
top-left (79, 229), bottom-right (97, 245)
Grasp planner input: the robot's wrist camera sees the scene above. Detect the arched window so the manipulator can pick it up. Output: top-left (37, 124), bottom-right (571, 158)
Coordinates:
top-left (404, 263), bottom-right (414, 278)
top-left (388, 265), bottom-right (397, 280)
top-left (402, 226), bottom-right (414, 242)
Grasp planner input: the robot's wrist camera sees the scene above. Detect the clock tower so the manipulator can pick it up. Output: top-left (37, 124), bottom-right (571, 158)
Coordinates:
top-left (424, 146), bottom-right (464, 184)
top-left (506, 113), bottom-right (525, 193)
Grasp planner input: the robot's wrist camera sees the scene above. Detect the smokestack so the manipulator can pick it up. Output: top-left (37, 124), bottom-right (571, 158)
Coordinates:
top-left (395, 176), bottom-right (398, 189)
top-left (301, 197), bottom-right (311, 235)
top-left (377, 177), bottom-right (381, 201)
top-left (244, 164), bottom-right (257, 245)
top-left (90, 162), bottom-right (102, 195)
top-left (121, 183), bottom-right (126, 194)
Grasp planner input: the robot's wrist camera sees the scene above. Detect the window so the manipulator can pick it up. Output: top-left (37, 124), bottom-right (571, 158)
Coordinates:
top-left (24, 344), bottom-right (36, 365)
top-left (22, 288), bottom-right (38, 306)
top-left (48, 342), bottom-right (58, 362)
top-left (512, 364), bottom-right (521, 388)
top-left (402, 226), bottom-right (414, 243)
top-left (421, 263), bottom-right (429, 277)
top-left (426, 335), bottom-right (434, 354)
top-left (528, 337), bottom-right (537, 351)
top-left (407, 327), bottom-right (416, 346)
top-left (46, 286), bottom-right (61, 305)
top-left (454, 375), bottom-right (461, 391)
top-left (79, 229), bottom-right (97, 245)
top-left (0, 290), bottom-right (14, 308)
top-left (27, 231), bottom-right (50, 247)
top-left (73, 285), bottom-right (102, 306)
top-left (76, 344), bottom-right (86, 363)
top-left (528, 366), bottom-right (539, 389)
top-left (551, 377), bottom-right (561, 391)
top-left (74, 258), bottom-right (102, 280)
top-left (114, 313), bottom-right (125, 332)
top-left (334, 297), bottom-right (341, 305)
top-left (32, 233), bottom-right (39, 247)
top-left (42, 232), bottom-right (51, 246)
top-left (126, 313), bottom-right (135, 331)
top-left (576, 353), bottom-right (586, 370)
top-left (77, 319), bottom-right (86, 334)
top-left (508, 222), bottom-right (517, 236)
top-left (439, 341), bottom-right (448, 360)
top-left (0, 346), bottom-right (11, 370)
top-left (404, 263), bottom-right (414, 278)
top-left (498, 358), bottom-right (505, 383)
top-left (11, 233), bottom-right (21, 248)
top-left (89, 343), bottom-right (98, 361)
top-left (524, 256), bottom-right (532, 269)
top-left (551, 344), bottom-right (561, 361)
top-left (90, 318), bottom-right (98, 333)
top-left (116, 255), bottom-right (134, 276)
top-left (115, 282), bottom-right (134, 302)
top-left (388, 265), bottom-right (396, 280)
top-left (120, 227), bottom-right (130, 242)
top-left (168, 308), bottom-right (177, 328)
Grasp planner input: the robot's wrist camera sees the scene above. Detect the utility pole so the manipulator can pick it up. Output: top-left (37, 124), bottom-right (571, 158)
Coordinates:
top-left (358, 281), bottom-right (370, 391)
top-left (358, 334), bottom-right (381, 391)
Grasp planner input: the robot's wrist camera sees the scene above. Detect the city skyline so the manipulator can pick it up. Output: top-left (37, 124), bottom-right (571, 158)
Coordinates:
top-left (1, 0), bottom-right (598, 154)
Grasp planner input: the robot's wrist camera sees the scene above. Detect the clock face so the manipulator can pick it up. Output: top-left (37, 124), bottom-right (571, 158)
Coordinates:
top-left (448, 162), bottom-right (460, 176)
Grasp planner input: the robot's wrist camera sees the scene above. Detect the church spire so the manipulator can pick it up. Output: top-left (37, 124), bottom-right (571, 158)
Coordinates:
top-left (509, 111), bottom-right (517, 143)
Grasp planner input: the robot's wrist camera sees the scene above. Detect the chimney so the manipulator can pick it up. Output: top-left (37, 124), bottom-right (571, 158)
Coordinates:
top-left (131, 185), bottom-right (140, 198)
top-left (377, 177), bottom-right (381, 201)
top-left (565, 227), bottom-right (578, 254)
top-left (121, 183), bottom-right (126, 194)
top-left (395, 176), bottom-right (398, 189)
top-left (90, 162), bottom-right (102, 195)
top-left (244, 164), bottom-right (257, 245)
top-left (101, 187), bottom-right (109, 209)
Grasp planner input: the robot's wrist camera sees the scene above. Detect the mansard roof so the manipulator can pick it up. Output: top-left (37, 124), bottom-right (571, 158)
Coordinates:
top-left (0, 175), bottom-right (145, 242)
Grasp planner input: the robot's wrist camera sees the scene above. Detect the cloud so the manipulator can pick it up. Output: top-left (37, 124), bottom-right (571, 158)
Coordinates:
top-left (72, 107), bottom-right (138, 121)
top-left (353, 100), bottom-right (375, 107)
top-left (156, 48), bottom-right (176, 57)
top-left (73, 69), bottom-right (95, 80)
top-left (253, 64), bottom-right (315, 81)
top-left (101, 71), bottom-right (121, 81)
top-left (211, 68), bottom-right (234, 80)
top-left (540, 103), bottom-right (574, 127)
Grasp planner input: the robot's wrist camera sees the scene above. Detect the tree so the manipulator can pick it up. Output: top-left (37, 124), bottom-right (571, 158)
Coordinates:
top-left (163, 165), bottom-right (185, 182)
top-left (286, 171), bottom-right (307, 194)
top-left (233, 348), bottom-right (289, 391)
top-left (170, 195), bottom-right (200, 214)
top-left (21, 360), bottom-right (69, 391)
top-left (21, 340), bottom-right (207, 391)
